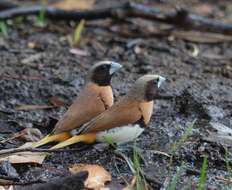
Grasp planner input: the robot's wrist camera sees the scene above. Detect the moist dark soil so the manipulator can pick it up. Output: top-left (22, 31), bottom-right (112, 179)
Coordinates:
top-left (0, 0), bottom-right (232, 189)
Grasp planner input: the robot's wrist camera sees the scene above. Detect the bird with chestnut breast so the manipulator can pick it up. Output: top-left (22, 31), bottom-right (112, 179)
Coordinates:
top-left (51, 74), bottom-right (166, 149)
top-left (32, 61), bottom-right (122, 148)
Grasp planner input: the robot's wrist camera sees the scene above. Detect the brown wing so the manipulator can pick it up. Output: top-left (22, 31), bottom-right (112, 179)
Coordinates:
top-left (53, 83), bottom-right (113, 134)
top-left (81, 97), bottom-right (142, 133)
top-left (139, 101), bottom-right (154, 125)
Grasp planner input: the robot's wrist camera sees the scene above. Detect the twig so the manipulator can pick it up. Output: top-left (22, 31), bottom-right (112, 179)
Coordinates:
top-left (0, 2), bottom-right (232, 34)
top-left (0, 146), bottom-right (89, 156)
top-left (215, 176), bottom-right (232, 184)
top-left (149, 150), bottom-right (171, 158)
top-left (0, 0), bottom-right (18, 11)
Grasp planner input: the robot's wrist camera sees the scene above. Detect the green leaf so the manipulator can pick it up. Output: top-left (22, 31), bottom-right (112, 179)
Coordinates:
top-left (167, 164), bottom-right (185, 190)
top-left (35, 0), bottom-right (46, 27)
top-left (0, 21), bottom-right (8, 37)
top-left (73, 19), bottom-right (85, 46)
top-left (197, 156), bottom-right (208, 190)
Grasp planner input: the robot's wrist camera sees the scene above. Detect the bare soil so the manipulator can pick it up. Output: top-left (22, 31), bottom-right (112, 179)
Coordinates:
top-left (0, 0), bottom-right (232, 189)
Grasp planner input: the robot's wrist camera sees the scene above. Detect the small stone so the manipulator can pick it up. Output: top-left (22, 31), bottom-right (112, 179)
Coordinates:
top-left (206, 105), bottom-right (225, 120)
top-left (0, 161), bottom-right (19, 178)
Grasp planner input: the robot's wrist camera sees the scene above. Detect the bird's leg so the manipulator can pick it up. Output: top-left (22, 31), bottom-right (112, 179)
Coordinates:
top-left (50, 133), bottom-right (96, 149)
top-left (32, 132), bottom-right (71, 148)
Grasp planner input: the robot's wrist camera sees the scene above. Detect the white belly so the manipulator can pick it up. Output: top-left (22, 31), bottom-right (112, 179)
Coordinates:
top-left (96, 124), bottom-right (144, 144)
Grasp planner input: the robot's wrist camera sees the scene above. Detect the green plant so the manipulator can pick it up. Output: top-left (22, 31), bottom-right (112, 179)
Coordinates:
top-left (171, 119), bottom-right (196, 153)
top-left (197, 156), bottom-right (208, 190)
top-left (167, 164), bottom-right (185, 190)
top-left (114, 143), bottom-right (146, 190)
top-left (225, 148), bottom-right (232, 177)
top-left (35, 0), bottom-right (46, 27)
top-left (133, 144), bottom-right (143, 190)
top-left (169, 119), bottom-right (196, 172)
top-left (102, 136), bottom-right (117, 149)
top-left (224, 147), bottom-right (232, 189)
top-left (0, 21), bottom-right (8, 37)
top-left (68, 19), bottom-right (85, 47)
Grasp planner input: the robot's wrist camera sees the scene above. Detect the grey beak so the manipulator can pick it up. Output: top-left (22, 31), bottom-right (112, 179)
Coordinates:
top-left (158, 76), bottom-right (166, 88)
top-left (109, 62), bottom-right (122, 75)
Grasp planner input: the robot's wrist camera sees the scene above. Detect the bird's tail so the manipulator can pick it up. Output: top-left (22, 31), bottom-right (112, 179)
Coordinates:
top-left (50, 133), bottom-right (96, 149)
top-left (32, 132), bottom-right (71, 148)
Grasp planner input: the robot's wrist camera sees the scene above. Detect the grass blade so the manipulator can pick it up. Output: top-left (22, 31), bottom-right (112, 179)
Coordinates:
top-left (167, 164), bottom-right (185, 190)
top-left (0, 21), bottom-right (8, 37)
top-left (35, 0), bottom-right (46, 27)
top-left (197, 156), bottom-right (208, 190)
top-left (73, 19), bottom-right (85, 46)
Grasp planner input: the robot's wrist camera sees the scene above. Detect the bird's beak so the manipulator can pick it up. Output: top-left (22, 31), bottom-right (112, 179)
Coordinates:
top-left (158, 76), bottom-right (166, 88)
top-left (109, 62), bottom-right (122, 75)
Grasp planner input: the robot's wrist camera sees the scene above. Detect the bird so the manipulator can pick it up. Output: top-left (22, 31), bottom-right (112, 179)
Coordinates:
top-left (32, 61), bottom-right (122, 148)
top-left (51, 74), bottom-right (166, 149)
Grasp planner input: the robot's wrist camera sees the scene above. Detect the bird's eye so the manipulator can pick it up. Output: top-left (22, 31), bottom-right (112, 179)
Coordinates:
top-left (101, 65), bottom-right (108, 70)
top-left (154, 78), bottom-right (159, 84)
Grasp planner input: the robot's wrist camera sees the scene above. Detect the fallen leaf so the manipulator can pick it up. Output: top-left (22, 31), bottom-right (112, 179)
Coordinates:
top-left (0, 143), bottom-right (47, 164)
top-left (49, 96), bottom-right (65, 107)
top-left (69, 164), bottom-right (111, 189)
top-left (53, 0), bottom-right (95, 10)
top-left (69, 48), bottom-right (89, 56)
top-left (1, 128), bottom-right (43, 143)
top-left (15, 105), bottom-right (55, 111)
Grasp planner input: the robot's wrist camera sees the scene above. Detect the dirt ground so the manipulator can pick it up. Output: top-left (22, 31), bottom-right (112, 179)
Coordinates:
top-left (0, 0), bottom-right (232, 189)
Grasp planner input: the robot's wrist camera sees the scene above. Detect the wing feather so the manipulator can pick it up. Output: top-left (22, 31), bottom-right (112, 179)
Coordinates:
top-left (54, 84), bottom-right (112, 134)
top-left (81, 97), bottom-right (142, 133)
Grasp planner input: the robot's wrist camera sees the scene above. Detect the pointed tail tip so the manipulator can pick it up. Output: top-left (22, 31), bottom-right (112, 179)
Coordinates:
top-left (32, 133), bottom-right (71, 148)
top-left (50, 133), bottom-right (97, 149)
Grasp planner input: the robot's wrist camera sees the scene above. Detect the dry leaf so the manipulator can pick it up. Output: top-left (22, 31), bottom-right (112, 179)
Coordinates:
top-left (53, 0), bottom-right (95, 10)
top-left (69, 164), bottom-right (111, 189)
top-left (1, 128), bottom-right (43, 143)
top-left (0, 143), bottom-right (47, 164)
top-left (69, 48), bottom-right (89, 56)
top-left (15, 104), bottom-right (55, 111)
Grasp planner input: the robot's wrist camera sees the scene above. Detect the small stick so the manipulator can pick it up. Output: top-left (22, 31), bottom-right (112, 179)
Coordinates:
top-left (0, 146), bottom-right (89, 156)
top-left (0, 3), bottom-right (232, 34)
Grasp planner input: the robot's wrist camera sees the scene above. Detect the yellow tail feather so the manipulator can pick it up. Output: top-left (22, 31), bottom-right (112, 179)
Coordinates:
top-left (50, 133), bottom-right (96, 149)
top-left (32, 132), bottom-right (71, 148)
